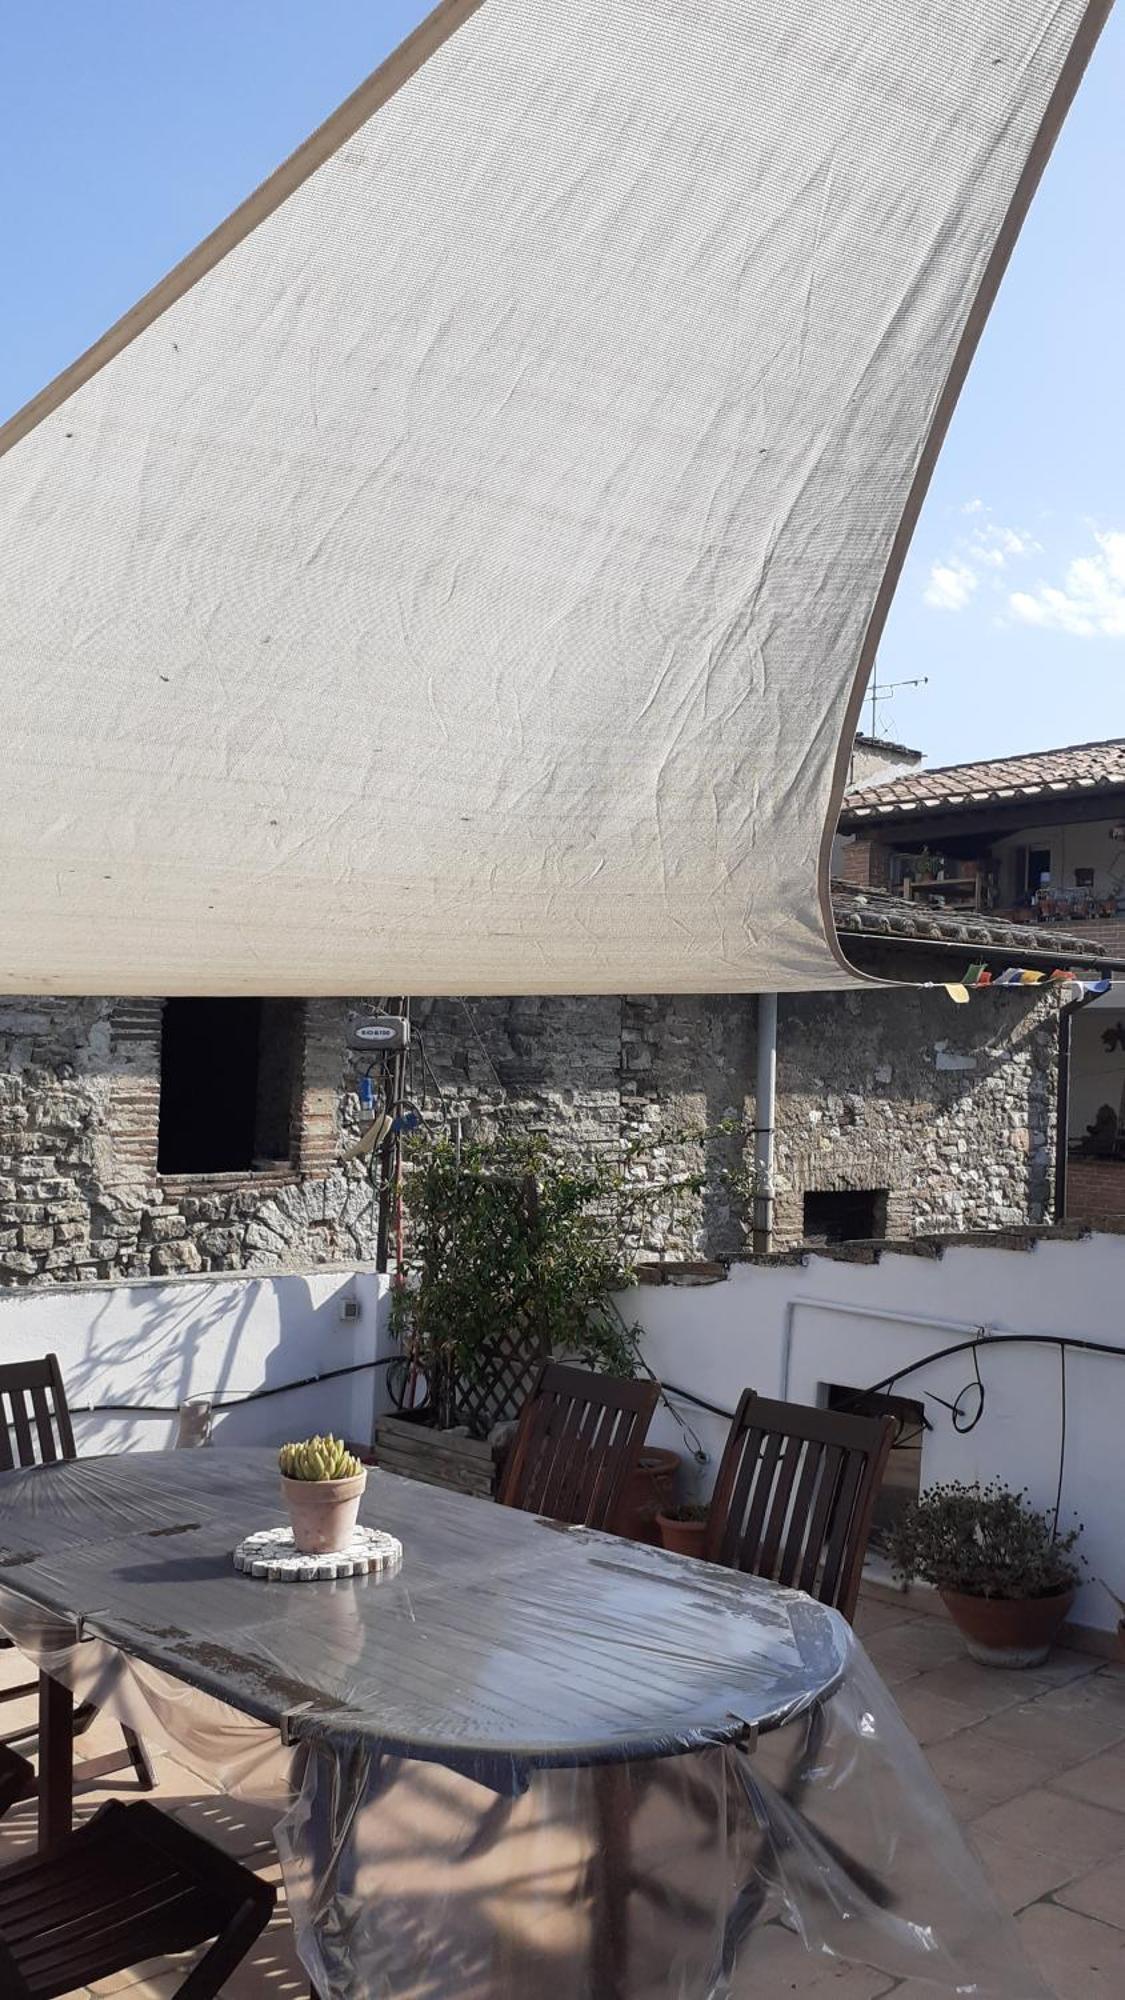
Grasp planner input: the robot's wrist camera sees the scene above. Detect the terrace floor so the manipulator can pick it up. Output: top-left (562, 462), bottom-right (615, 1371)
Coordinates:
top-left (1, 1592), bottom-right (1123, 1998)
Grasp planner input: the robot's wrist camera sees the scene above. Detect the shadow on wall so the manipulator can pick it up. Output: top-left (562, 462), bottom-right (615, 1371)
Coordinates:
top-left (27, 1269), bottom-right (392, 1454)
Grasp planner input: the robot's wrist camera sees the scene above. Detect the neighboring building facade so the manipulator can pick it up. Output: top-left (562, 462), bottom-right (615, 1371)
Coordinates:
top-left (837, 736), bottom-right (1125, 1224)
top-left (838, 736), bottom-right (1125, 955)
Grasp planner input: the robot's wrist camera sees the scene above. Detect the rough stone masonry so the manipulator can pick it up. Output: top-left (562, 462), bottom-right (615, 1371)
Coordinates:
top-left (0, 986), bottom-right (1061, 1286)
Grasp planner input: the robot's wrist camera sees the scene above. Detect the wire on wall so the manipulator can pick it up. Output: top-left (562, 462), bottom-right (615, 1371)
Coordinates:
top-left (662, 1328), bottom-right (1125, 1529)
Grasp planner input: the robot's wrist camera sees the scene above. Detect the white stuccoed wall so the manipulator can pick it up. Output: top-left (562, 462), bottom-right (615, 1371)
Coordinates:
top-left (625, 1232), bottom-right (1125, 1634)
top-left (3, 1236), bottom-right (1122, 1631)
top-left (0, 1266), bottom-right (392, 1455)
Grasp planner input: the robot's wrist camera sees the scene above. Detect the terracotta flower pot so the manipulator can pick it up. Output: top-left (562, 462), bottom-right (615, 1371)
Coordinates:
top-left (281, 1468), bottom-right (367, 1555)
top-left (940, 1586), bottom-right (1075, 1668)
top-left (617, 1448), bottom-right (683, 1543)
top-left (656, 1512), bottom-right (709, 1558)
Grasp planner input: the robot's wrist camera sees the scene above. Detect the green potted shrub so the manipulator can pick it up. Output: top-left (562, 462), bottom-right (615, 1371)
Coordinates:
top-left (655, 1501), bottom-right (709, 1558)
top-left (279, 1435), bottom-right (367, 1554)
top-left (888, 1480), bottom-right (1082, 1667)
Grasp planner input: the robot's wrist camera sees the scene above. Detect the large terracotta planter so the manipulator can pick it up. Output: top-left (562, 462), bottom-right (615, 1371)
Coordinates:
top-left (656, 1512), bottom-right (709, 1559)
top-left (281, 1469), bottom-right (367, 1554)
top-left (617, 1448), bottom-right (683, 1543)
top-left (940, 1586), bottom-right (1075, 1668)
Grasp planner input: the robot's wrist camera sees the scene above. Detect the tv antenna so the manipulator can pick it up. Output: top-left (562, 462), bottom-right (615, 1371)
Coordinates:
top-left (866, 661), bottom-right (928, 739)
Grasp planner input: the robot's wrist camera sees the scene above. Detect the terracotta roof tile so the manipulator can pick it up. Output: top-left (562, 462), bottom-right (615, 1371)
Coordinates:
top-left (840, 737), bottom-right (1125, 821)
top-left (831, 884), bottom-right (1108, 961)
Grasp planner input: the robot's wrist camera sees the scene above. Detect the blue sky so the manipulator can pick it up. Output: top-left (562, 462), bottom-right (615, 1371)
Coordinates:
top-left (1, 3), bottom-right (1121, 771)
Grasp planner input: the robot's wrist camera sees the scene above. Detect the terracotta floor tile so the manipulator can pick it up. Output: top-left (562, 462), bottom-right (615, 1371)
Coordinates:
top-left (853, 1598), bottom-right (915, 1640)
top-left (970, 1702), bottom-right (1123, 1780)
top-left (971, 1787), bottom-right (1125, 1868)
top-left (903, 1656), bottom-right (1052, 1717)
top-left (922, 1737), bottom-right (1058, 1821)
top-left (890, 1682), bottom-right (994, 1747)
top-left (735, 1921), bottom-right (898, 1994)
top-left (1026, 1649), bottom-right (1103, 1691)
top-left (1054, 1851), bottom-right (1125, 1930)
top-left (862, 1619), bottom-right (966, 1680)
top-left (1014, 1680), bottom-right (1125, 1758)
top-left (966, 1824), bottom-right (1090, 1914)
top-left (1048, 1740), bottom-right (1125, 1814)
top-left (1017, 1901), bottom-right (1125, 2000)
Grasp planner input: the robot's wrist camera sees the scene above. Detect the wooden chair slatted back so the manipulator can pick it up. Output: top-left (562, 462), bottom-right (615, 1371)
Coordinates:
top-left (705, 1391), bottom-right (894, 1621)
top-left (498, 1363), bottom-right (660, 1534)
top-left (0, 1356), bottom-right (76, 1473)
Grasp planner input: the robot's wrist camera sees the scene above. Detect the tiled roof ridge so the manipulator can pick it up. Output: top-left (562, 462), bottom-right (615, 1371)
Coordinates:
top-left (857, 732), bottom-right (1125, 785)
top-left (841, 735), bottom-right (1125, 815)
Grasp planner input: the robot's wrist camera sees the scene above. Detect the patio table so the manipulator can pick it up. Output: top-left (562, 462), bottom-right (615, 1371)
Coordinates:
top-left (0, 1448), bottom-right (1041, 1999)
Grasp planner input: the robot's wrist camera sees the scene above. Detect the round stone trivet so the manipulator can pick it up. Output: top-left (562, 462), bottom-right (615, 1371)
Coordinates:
top-left (234, 1523), bottom-right (403, 1582)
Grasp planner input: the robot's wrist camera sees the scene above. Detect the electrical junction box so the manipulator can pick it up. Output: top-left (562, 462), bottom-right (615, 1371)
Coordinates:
top-left (348, 1015), bottom-right (411, 1053)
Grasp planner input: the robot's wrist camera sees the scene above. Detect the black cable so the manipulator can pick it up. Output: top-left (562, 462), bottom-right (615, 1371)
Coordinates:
top-left (666, 1329), bottom-right (1125, 1508)
top-left (662, 1383), bottom-right (738, 1422)
top-left (1053, 1343), bottom-right (1068, 1538)
top-left (67, 1355), bottom-right (396, 1417)
top-left (856, 1330), bottom-right (1125, 1394)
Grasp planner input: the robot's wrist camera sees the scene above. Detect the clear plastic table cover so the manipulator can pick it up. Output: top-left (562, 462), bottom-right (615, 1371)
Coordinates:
top-left (0, 1450), bottom-right (1047, 1998)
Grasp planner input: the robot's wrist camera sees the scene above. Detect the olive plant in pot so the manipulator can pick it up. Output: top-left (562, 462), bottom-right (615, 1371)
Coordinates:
top-left (888, 1481), bottom-right (1082, 1668)
top-left (279, 1436), bottom-right (367, 1554)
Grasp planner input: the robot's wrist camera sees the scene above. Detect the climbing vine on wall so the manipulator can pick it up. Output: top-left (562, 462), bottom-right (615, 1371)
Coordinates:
top-left (390, 1127), bottom-right (702, 1429)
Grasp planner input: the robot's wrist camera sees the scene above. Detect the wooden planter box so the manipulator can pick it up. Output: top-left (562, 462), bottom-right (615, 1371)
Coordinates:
top-left (374, 1413), bottom-right (501, 1500)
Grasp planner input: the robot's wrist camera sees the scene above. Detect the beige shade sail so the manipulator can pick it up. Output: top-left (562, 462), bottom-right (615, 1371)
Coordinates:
top-left (0, 0), bottom-right (1108, 995)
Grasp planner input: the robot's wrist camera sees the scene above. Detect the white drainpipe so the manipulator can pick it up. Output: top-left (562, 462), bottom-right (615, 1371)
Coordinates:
top-left (753, 994), bottom-right (778, 1253)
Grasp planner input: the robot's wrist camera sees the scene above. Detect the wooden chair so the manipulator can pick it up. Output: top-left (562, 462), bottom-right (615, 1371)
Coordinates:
top-left (498, 1363), bottom-right (660, 1534)
top-left (0, 1793), bottom-right (275, 1997)
top-left (0, 1355), bottom-right (154, 1792)
top-left (705, 1392), bottom-right (895, 1621)
top-left (694, 1395), bottom-right (898, 1972)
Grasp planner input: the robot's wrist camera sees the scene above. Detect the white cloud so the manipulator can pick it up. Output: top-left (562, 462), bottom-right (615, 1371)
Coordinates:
top-left (922, 510), bottom-right (1041, 612)
top-left (924, 560), bottom-right (978, 611)
top-left (1009, 529), bottom-right (1125, 638)
top-left (972, 524), bottom-right (1039, 567)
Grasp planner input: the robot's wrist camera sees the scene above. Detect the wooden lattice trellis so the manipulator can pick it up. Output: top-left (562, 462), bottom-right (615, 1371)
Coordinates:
top-left (453, 1324), bottom-right (549, 1437)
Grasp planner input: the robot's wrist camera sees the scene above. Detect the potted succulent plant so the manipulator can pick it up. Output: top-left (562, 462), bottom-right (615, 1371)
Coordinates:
top-left (279, 1435), bottom-right (367, 1555)
top-left (888, 1480), bottom-right (1082, 1668)
top-left (656, 1501), bottom-right (709, 1558)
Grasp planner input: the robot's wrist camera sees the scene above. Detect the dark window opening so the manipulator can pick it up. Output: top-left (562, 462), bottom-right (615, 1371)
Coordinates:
top-left (1026, 846), bottom-right (1052, 894)
top-left (802, 1188), bottom-right (888, 1244)
top-left (826, 1384), bottom-right (925, 1550)
top-left (158, 999), bottom-right (301, 1175)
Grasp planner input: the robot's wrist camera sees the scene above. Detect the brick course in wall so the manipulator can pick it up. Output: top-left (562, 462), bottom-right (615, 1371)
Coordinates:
top-left (835, 837), bottom-right (890, 889)
top-left (1066, 1158), bottom-right (1125, 1222)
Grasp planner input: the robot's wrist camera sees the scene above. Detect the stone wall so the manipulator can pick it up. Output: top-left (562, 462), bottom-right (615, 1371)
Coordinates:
top-left (0, 985), bottom-right (1062, 1285)
top-left (0, 999), bottom-right (377, 1286)
top-left (771, 988), bottom-right (1059, 1243)
top-left (415, 986), bottom-right (1062, 1255)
